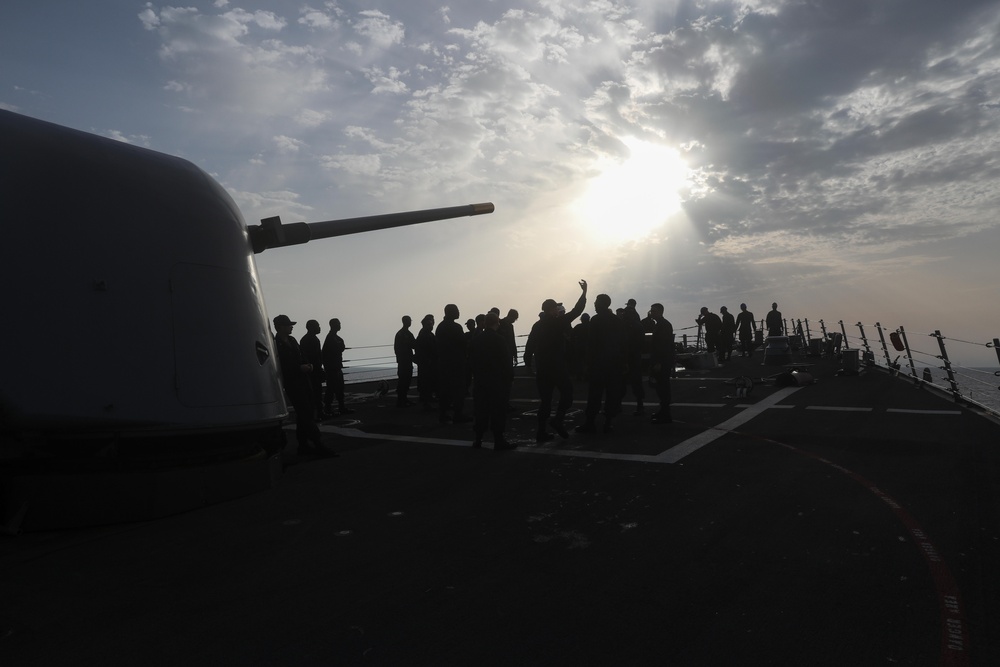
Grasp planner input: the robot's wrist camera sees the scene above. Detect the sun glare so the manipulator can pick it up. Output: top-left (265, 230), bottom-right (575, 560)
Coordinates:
top-left (571, 137), bottom-right (688, 243)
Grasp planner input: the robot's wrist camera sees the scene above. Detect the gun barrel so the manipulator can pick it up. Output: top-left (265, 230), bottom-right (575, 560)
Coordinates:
top-left (249, 202), bottom-right (494, 253)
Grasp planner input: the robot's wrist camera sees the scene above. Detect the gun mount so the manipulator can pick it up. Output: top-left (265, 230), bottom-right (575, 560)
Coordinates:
top-left (0, 109), bottom-right (494, 530)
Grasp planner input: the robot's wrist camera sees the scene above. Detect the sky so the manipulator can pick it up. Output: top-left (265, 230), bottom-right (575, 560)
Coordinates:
top-left (3, 0), bottom-right (1000, 368)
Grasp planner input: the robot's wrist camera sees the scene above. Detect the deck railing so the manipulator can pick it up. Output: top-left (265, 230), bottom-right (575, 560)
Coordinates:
top-left (681, 317), bottom-right (1000, 414)
top-left (339, 321), bottom-right (999, 414)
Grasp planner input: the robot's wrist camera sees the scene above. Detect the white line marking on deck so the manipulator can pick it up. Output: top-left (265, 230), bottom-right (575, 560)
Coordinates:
top-left (886, 409), bottom-right (963, 415)
top-left (671, 403), bottom-right (727, 408)
top-left (319, 425), bottom-right (664, 460)
top-left (805, 406), bottom-right (873, 412)
top-left (319, 425), bottom-right (472, 448)
top-left (519, 449), bottom-right (662, 463)
top-left (735, 404), bottom-right (795, 409)
top-left (656, 386), bottom-right (802, 463)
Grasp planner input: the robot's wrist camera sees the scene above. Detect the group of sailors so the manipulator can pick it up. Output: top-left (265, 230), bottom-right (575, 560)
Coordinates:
top-left (693, 301), bottom-right (785, 362)
top-left (271, 291), bottom-right (783, 454)
top-left (391, 279), bottom-right (677, 447)
top-left (271, 315), bottom-right (351, 457)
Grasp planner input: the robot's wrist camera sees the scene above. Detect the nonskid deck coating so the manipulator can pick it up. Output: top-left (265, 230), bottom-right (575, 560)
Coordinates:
top-left (2, 352), bottom-right (999, 665)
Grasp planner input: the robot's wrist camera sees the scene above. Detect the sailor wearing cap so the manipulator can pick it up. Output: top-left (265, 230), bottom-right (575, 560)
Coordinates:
top-left (273, 315), bottom-right (336, 457)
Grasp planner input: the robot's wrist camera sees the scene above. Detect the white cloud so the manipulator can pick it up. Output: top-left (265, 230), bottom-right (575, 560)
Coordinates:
top-left (220, 8), bottom-right (287, 31)
top-left (363, 66), bottom-right (408, 94)
top-left (102, 130), bottom-right (152, 147)
top-left (320, 153), bottom-right (382, 176)
top-left (273, 135), bottom-right (304, 152)
top-left (353, 10), bottom-right (405, 47)
top-left (228, 188), bottom-right (314, 223)
top-left (138, 4), bottom-right (159, 30)
top-left (295, 109), bottom-right (332, 127)
top-left (299, 7), bottom-right (337, 30)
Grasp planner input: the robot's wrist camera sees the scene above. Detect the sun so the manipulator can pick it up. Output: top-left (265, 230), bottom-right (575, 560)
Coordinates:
top-left (571, 137), bottom-right (688, 243)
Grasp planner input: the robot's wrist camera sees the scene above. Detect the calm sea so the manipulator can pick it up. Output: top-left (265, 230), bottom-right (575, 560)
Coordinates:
top-left (344, 363), bottom-right (1000, 413)
top-left (923, 366), bottom-right (1000, 413)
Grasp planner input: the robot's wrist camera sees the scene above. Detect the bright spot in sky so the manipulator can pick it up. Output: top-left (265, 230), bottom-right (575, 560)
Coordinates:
top-left (571, 137), bottom-right (688, 243)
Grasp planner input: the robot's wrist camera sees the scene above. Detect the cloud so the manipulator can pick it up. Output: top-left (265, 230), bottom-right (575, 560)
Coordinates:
top-left (227, 187), bottom-right (314, 222)
top-left (320, 153), bottom-right (382, 176)
top-left (273, 135), bottom-right (304, 152)
top-left (102, 130), bottom-right (152, 147)
top-left (299, 4), bottom-right (342, 30)
top-left (353, 10), bottom-right (405, 47)
top-left (136, 0), bottom-right (1000, 266)
top-left (294, 108), bottom-right (332, 127)
top-left (363, 66), bottom-right (408, 94)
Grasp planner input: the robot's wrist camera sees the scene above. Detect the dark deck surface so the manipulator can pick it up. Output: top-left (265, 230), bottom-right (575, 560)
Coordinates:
top-left (3, 352), bottom-right (1000, 666)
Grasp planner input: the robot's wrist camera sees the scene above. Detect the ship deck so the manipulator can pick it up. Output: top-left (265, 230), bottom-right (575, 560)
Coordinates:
top-left (2, 351), bottom-right (1000, 665)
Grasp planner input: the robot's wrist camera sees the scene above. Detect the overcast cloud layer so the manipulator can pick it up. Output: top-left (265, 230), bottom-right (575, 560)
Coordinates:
top-left (3, 0), bottom-right (999, 364)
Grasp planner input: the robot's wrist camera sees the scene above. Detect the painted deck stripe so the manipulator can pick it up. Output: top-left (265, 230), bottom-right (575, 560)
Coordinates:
top-left (806, 406), bottom-right (873, 412)
top-left (519, 448), bottom-right (662, 463)
top-left (671, 403), bottom-right (727, 408)
top-left (776, 444), bottom-right (971, 666)
top-left (319, 425), bottom-right (664, 461)
top-left (656, 386), bottom-right (802, 463)
top-left (886, 408), bottom-right (963, 415)
top-left (736, 404), bottom-right (795, 409)
top-left (319, 425), bottom-right (472, 448)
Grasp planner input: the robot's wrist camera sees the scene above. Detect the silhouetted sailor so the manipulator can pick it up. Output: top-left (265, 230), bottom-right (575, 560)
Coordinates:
top-left (524, 280), bottom-right (588, 442)
top-left (497, 308), bottom-right (520, 410)
top-left (522, 312), bottom-right (544, 369)
top-left (735, 303), bottom-right (756, 357)
top-left (300, 319), bottom-right (327, 419)
top-left (470, 312), bottom-right (515, 450)
top-left (621, 298), bottom-right (646, 414)
top-left (436, 304), bottom-right (470, 423)
top-left (571, 312), bottom-right (591, 381)
top-left (696, 307), bottom-right (722, 356)
top-left (766, 302), bottom-right (784, 336)
top-left (322, 318), bottom-right (353, 415)
top-left (273, 315), bottom-right (335, 457)
top-left (498, 309), bottom-right (520, 367)
top-left (394, 315), bottom-right (416, 407)
top-left (719, 306), bottom-right (736, 362)
top-left (464, 317), bottom-right (478, 395)
top-left (577, 294), bottom-right (627, 434)
top-left (415, 314), bottom-right (437, 411)
top-left (648, 304), bottom-right (675, 424)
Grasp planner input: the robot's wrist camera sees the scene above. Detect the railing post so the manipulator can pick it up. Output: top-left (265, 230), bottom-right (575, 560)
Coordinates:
top-left (804, 318), bottom-right (812, 342)
top-left (898, 326), bottom-right (919, 384)
top-left (839, 320), bottom-right (850, 350)
top-left (857, 323), bottom-right (872, 364)
top-left (993, 338), bottom-right (1000, 365)
top-left (819, 319), bottom-right (828, 340)
top-left (933, 330), bottom-right (962, 401)
top-left (875, 322), bottom-right (893, 369)
top-left (783, 318), bottom-right (789, 337)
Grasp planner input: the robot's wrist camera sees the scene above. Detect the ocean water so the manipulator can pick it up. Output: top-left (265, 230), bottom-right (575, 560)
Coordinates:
top-left (903, 365), bottom-right (1000, 414)
top-left (343, 364), bottom-right (398, 385)
top-left (342, 360), bottom-right (1000, 414)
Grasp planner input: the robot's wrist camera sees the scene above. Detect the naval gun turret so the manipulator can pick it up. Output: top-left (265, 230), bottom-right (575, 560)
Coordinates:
top-left (0, 110), bottom-right (492, 530)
